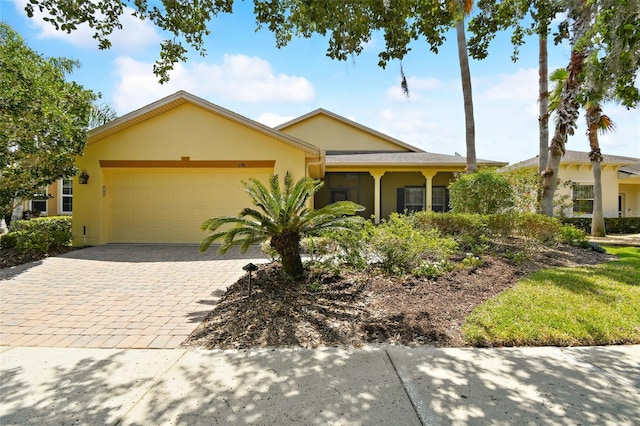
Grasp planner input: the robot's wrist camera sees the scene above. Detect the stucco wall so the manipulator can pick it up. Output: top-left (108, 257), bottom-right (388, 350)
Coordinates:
top-left (74, 103), bottom-right (308, 245)
top-left (557, 164), bottom-right (621, 217)
top-left (280, 114), bottom-right (410, 153)
top-left (619, 184), bottom-right (640, 217)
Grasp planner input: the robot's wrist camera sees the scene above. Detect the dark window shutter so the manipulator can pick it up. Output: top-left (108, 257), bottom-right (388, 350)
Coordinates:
top-left (445, 188), bottom-right (450, 212)
top-left (396, 188), bottom-right (405, 213)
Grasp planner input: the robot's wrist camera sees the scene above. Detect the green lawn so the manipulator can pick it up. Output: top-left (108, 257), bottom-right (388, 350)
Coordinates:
top-left (463, 246), bottom-right (640, 347)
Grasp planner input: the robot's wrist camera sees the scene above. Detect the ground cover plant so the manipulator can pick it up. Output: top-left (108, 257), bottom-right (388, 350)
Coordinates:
top-left (184, 212), bottom-right (633, 349)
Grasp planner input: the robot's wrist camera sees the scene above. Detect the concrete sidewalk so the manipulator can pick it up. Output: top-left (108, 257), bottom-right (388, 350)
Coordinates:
top-left (1, 345), bottom-right (638, 425)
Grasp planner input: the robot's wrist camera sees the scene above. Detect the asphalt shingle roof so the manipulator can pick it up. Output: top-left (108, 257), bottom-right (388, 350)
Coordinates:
top-left (507, 150), bottom-right (640, 169)
top-left (326, 152), bottom-right (506, 167)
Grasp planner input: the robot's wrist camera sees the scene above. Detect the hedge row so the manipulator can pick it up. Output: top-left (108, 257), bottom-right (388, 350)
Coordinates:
top-left (0, 216), bottom-right (72, 254)
top-left (561, 217), bottom-right (640, 234)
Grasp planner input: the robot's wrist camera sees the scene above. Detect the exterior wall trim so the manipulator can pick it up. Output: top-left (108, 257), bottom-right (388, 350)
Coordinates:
top-left (99, 158), bottom-right (276, 168)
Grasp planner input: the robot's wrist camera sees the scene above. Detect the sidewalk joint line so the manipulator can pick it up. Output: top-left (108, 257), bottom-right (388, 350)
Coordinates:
top-left (384, 347), bottom-right (435, 426)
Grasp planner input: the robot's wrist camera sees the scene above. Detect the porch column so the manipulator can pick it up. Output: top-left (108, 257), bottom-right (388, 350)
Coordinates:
top-left (370, 171), bottom-right (385, 223)
top-left (421, 171), bottom-right (436, 211)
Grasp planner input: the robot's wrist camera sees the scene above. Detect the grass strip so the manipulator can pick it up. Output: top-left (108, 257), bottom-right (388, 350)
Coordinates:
top-left (463, 246), bottom-right (640, 347)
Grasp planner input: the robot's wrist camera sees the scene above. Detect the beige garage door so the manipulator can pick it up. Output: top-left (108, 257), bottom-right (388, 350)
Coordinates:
top-left (108, 168), bottom-right (272, 243)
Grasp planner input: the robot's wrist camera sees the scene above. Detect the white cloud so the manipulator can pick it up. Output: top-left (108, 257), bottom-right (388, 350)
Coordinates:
top-left (483, 68), bottom-right (538, 102)
top-left (112, 54), bottom-right (316, 113)
top-left (376, 107), bottom-right (462, 154)
top-left (13, 1), bottom-right (161, 53)
top-left (256, 113), bottom-right (295, 127)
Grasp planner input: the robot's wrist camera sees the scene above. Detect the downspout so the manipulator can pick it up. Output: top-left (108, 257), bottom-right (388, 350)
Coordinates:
top-left (306, 150), bottom-right (326, 209)
top-left (306, 150), bottom-right (326, 178)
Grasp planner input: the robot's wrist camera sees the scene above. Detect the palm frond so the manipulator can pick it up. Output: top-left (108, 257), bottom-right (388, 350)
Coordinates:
top-left (598, 114), bottom-right (616, 133)
top-left (549, 67), bottom-right (569, 113)
top-left (218, 225), bottom-right (266, 254)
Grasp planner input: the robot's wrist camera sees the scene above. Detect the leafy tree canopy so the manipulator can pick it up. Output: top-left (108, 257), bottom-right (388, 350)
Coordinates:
top-left (0, 22), bottom-right (97, 223)
top-left (467, 0), bottom-right (563, 61)
top-left (23, 0), bottom-right (465, 82)
top-left (468, 0), bottom-right (640, 108)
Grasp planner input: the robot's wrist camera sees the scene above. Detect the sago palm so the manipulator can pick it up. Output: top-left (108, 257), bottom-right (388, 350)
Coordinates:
top-left (200, 172), bottom-right (364, 279)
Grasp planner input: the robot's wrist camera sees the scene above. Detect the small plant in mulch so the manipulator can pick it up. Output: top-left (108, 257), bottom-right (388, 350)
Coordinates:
top-left (183, 242), bottom-right (614, 350)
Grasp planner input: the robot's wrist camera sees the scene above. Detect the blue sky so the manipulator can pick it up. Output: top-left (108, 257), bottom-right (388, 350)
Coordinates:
top-left (2, 0), bottom-right (638, 164)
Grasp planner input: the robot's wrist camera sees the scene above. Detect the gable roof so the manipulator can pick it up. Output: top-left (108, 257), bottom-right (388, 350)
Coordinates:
top-left (88, 91), bottom-right (321, 157)
top-left (326, 152), bottom-right (506, 168)
top-left (508, 150), bottom-right (640, 169)
top-left (276, 108), bottom-right (424, 153)
top-left (620, 163), bottom-right (640, 176)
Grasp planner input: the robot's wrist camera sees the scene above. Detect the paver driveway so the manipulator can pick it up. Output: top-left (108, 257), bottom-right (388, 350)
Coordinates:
top-left (0, 245), bottom-right (265, 349)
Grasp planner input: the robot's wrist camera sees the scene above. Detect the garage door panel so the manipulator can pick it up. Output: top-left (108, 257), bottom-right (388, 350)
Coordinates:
top-left (108, 168), bottom-right (271, 243)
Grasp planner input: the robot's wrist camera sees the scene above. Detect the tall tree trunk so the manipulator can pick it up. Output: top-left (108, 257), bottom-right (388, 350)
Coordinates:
top-left (538, 34), bottom-right (549, 175)
top-left (456, 18), bottom-right (477, 174)
top-left (538, 32), bottom-right (549, 213)
top-left (540, 7), bottom-right (591, 216)
top-left (3, 212), bottom-right (12, 228)
top-left (587, 105), bottom-right (606, 237)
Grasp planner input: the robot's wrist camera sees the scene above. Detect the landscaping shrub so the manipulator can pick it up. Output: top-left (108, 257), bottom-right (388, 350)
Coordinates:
top-left (559, 217), bottom-right (591, 233)
top-left (515, 213), bottom-right (562, 246)
top-left (0, 231), bottom-right (19, 249)
top-left (3, 216), bottom-right (72, 254)
top-left (368, 213), bottom-right (456, 276)
top-left (559, 225), bottom-right (589, 248)
top-left (606, 217), bottom-right (640, 233)
top-left (487, 212), bottom-right (518, 238)
top-left (415, 211), bottom-right (490, 253)
top-left (448, 169), bottom-right (515, 214)
top-left (317, 223), bottom-right (372, 270)
top-left (260, 239), bottom-right (279, 261)
top-left (501, 168), bottom-right (540, 213)
top-left (300, 236), bottom-right (334, 261)
top-left (561, 217), bottom-right (640, 234)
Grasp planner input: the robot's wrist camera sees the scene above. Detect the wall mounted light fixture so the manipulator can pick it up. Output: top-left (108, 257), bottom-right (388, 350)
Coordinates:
top-left (79, 171), bottom-right (89, 184)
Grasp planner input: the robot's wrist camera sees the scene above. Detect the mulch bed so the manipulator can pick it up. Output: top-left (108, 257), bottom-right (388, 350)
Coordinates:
top-left (183, 244), bottom-right (613, 349)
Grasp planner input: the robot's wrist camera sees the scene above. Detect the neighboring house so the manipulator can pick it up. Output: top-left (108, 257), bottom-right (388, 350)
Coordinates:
top-left (17, 179), bottom-right (74, 220)
top-left (71, 91), bottom-right (505, 246)
top-left (509, 150), bottom-right (640, 218)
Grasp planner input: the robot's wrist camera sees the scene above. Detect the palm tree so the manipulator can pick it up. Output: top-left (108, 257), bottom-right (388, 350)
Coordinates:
top-left (200, 172), bottom-right (364, 280)
top-left (585, 102), bottom-right (615, 237)
top-left (457, 0), bottom-right (477, 173)
top-left (540, 3), bottom-right (593, 216)
top-left (549, 68), bottom-right (615, 235)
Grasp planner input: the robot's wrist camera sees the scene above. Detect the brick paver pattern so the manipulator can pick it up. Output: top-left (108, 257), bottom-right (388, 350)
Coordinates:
top-left (0, 245), bottom-right (264, 349)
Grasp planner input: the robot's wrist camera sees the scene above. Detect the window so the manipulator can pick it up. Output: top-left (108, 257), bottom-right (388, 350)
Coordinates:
top-left (30, 199), bottom-right (47, 214)
top-left (61, 179), bottom-right (73, 214)
top-left (29, 187), bottom-right (48, 215)
top-left (404, 187), bottom-right (425, 212)
top-left (573, 184), bottom-right (594, 215)
top-left (432, 187), bottom-right (449, 213)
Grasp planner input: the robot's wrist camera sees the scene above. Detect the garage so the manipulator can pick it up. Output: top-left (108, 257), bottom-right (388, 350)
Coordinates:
top-left (107, 167), bottom-right (273, 244)
top-left (73, 91), bottom-right (319, 247)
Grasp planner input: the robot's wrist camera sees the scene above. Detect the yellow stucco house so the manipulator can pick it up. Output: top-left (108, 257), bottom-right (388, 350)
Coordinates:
top-left (69, 91), bottom-right (505, 246)
top-left (510, 150), bottom-right (640, 218)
